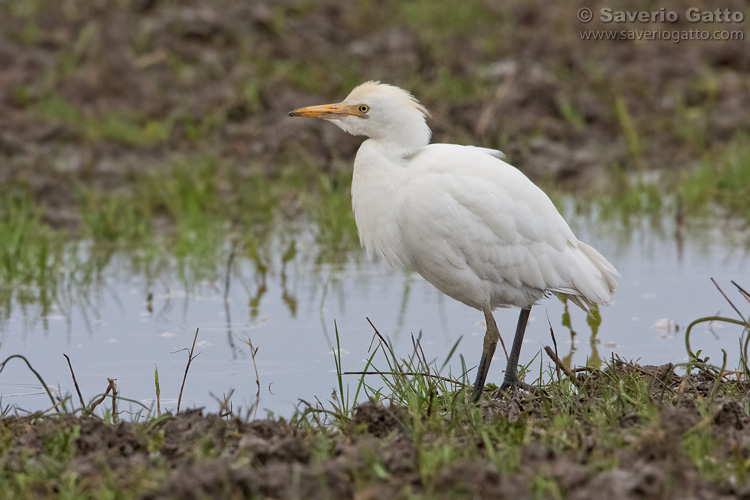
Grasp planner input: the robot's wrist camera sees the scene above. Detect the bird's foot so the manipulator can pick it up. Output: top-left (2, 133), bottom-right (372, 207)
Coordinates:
top-left (493, 378), bottom-right (545, 399)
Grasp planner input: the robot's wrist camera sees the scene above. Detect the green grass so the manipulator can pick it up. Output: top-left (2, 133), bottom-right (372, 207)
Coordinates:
top-left (34, 93), bottom-right (173, 147)
top-left (296, 282), bottom-right (749, 495)
top-left (0, 193), bottom-right (65, 320)
top-left (0, 149), bottom-right (364, 321)
top-left (680, 133), bottom-right (750, 219)
top-left (3, 123), bottom-right (749, 328)
top-left (596, 132), bottom-right (750, 222)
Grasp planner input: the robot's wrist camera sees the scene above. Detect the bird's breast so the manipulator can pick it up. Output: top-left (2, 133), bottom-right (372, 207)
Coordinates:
top-left (351, 146), bottom-right (410, 269)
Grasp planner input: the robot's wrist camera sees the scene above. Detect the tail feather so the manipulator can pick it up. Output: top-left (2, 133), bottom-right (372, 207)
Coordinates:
top-left (555, 241), bottom-right (619, 312)
top-left (579, 242), bottom-right (619, 296)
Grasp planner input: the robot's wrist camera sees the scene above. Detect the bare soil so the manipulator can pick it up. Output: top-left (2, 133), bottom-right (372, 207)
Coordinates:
top-left (3, 365), bottom-right (749, 499)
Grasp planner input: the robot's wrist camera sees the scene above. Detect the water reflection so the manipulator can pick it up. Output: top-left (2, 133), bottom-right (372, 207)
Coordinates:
top-left (0, 215), bottom-right (748, 417)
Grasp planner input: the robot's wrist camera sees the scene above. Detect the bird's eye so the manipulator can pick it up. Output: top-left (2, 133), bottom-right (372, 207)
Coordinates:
top-left (358, 104), bottom-right (370, 114)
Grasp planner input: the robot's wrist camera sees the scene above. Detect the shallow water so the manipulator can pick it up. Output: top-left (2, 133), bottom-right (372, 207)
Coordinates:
top-left (1, 215), bottom-right (748, 418)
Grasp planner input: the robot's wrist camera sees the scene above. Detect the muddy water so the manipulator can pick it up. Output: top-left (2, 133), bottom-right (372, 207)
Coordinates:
top-left (1, 216), bottom-right (747, 417)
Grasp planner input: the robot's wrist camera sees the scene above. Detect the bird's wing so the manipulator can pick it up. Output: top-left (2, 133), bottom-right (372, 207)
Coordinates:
top-left (401, 144), bottom-right (616, 309)
top-left (462, 145), bottom-right (505, 159)
top-left (406, 144), bottom-right (504, 160)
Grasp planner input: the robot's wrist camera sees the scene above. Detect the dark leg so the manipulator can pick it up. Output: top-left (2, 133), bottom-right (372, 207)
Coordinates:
top-left (471, 308), bottom-right (507, 402)
top-left (496, 307), bottom-right (532, 396)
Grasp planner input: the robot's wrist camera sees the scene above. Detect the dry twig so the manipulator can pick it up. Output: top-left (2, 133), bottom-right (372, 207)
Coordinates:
top-left (712, 278), bottom-right (746, 323)
top-left (733, 281), bottom-right (750, 303)
top-left (177, 328), bottom-right (201, 413)
top-left (240, 334), bottom-right (261, 419)
top-left (63, 354), bottom-right (85, 409)
top-left (89, 382), bottom-right (114, 412)
top-left (108, 378), bottom-right (118, 423)
top-left (547, 316), bottom-right (562, 383)
top-left (544, 346), bottom-right (579, 386)
top-left (209, 389), bottom-right (235, 418)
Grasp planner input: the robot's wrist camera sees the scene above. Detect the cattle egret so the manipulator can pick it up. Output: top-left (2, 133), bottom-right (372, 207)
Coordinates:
top-left (289, 81), bottom-right (619, 401)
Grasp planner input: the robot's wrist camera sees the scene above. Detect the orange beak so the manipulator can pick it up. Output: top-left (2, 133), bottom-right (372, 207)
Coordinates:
top-left (288, 103), bottom-right (363, 119)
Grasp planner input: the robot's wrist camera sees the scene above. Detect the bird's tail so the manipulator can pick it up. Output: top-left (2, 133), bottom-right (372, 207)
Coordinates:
top-left (566, 242), bottom-right (619, 311)
top-left (580, 242), bottom-right (618, 294)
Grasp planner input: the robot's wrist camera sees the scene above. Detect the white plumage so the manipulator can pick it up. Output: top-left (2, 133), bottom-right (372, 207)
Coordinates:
top-left (290, 81), bottom-right (618, 400)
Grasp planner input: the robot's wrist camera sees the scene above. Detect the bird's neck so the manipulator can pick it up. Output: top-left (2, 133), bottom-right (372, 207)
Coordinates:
top-left (375, 116), bottom-right (431, 155)
top-left (350, 140), bottom-right (412, 267)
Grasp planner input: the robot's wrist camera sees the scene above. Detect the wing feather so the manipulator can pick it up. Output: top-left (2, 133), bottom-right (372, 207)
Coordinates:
top-left (400, 144), bottom-right (617, 310)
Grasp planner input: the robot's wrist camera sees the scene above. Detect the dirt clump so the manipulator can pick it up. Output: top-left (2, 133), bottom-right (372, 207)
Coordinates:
top-left (1, 378), bottom-right (750, 500)
top-left (350, 400), bottom-right (408, 437)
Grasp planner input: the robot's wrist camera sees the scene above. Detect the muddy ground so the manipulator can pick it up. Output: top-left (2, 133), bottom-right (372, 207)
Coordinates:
top-left (1, 0), bottom-right (750, 230)
top-left (2, 364), bottom-right (749, 499)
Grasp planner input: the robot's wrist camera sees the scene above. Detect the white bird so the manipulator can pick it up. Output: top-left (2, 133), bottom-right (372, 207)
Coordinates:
top-left (290, 81), bottom-right (618, 401)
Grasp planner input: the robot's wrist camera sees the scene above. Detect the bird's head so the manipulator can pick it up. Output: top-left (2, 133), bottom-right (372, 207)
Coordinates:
top-left (289, 81), bottom-right (432, 153)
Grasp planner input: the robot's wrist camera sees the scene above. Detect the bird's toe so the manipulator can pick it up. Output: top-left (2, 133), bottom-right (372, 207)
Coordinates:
top-left (493, 379), bottom-right (544, 399)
